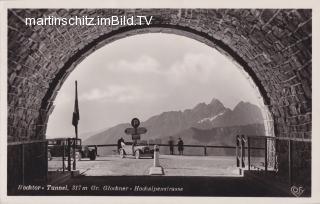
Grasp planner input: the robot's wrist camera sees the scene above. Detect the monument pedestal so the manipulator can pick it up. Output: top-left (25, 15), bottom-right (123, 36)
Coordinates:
top-left (149, 166), bottom-right (164, 175)
top-left (149, 145), bottom-right (164, 175)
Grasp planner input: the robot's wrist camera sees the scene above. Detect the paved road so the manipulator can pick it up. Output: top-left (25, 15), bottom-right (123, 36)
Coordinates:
top-left (49, 155), bottom-right (240, 176)
top-left (22, 155), bottom-right (294, 196)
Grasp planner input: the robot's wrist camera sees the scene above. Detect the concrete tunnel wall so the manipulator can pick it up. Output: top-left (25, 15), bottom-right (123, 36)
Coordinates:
top-left (7, 9), bottom-right (311, 188)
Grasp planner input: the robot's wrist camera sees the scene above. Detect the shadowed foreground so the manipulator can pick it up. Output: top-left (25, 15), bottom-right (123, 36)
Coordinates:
top-left (11, 175), bottom-right (296, 197)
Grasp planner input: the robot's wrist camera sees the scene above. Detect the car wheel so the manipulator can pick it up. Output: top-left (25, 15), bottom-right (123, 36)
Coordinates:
top-left (120, 149), bottom-right (125, 159)
top-left (89, 151), bottom-right (96, 160)
top-left (135, 150), bottom-right (140, 159)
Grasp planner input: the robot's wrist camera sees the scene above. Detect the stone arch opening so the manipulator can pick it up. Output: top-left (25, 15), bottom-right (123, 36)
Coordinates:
top-left (44, 26), bottom-right (275, 139)
top-left (8, 9), bottom-right (312, 143)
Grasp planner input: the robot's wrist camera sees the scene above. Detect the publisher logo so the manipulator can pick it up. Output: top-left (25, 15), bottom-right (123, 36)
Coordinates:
top-left (290, 186), bottom-right (304, 197)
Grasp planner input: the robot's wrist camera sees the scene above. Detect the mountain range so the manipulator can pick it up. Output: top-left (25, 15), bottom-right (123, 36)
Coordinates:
top-left (83, 98), bottom-right (265, 150)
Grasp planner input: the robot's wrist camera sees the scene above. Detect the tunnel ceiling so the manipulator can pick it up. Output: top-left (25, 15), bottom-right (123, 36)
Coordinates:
top-left (7, 9), bottom-right (312, 143)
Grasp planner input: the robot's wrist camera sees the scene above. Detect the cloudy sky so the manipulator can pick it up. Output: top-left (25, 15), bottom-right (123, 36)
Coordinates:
top-left (46, 33), bottom-right (264, 138)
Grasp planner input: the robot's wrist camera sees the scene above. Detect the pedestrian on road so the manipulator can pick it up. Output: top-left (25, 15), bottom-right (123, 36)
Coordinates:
top-left (168, 137), bottom-right (174, 155)
top-left (117, 137), bottom-right (124, 154)
top-left (178, 138), bottom-right (184, 155)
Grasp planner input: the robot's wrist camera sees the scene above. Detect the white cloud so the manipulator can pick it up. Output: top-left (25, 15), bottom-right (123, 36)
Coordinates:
top-left (165, 53), bottom-right (217, 84)
top-left (80, 88), bottom-right (107, 101)
top-left (80, 86), bottom-right (135, 102)
top-left (106, 55), bottom-right (161, 74)
top-left (163, 52), bottom-right (244, 87)
top-left (53, 91), bottom-right (72, 105)
top-left (80, 85), bottom-right (162, 104)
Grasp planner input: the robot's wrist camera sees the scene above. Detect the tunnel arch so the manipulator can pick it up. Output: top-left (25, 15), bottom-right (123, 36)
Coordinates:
top-left (8, 9), bottom-right (311, 143)
top-left (7, 8), bottom-right (312, 192)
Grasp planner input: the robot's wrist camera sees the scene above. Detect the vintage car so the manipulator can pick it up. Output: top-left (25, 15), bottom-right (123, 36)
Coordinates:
top-left (77, 145), bottom-right (97, 161)
top-left (119, 141), bottom-right (154, 159)
top-left (47, 138), bottom-right (81, 159)
top-left (47, 138), bottom-right (97, 161)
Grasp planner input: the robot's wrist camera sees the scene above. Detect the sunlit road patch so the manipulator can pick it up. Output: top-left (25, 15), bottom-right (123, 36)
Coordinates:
top-left (160, 155), bottom-right (240, 176)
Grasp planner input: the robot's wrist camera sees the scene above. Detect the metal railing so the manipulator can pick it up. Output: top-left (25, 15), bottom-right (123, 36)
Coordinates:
top-left (236, 135), bottom-right (311, 186)
top-left (236, 135), bottom-right (272, 171)
top-left (47, 138), bottom-right (80, 172)
top-left (86, 143), bottom-right (239, 157)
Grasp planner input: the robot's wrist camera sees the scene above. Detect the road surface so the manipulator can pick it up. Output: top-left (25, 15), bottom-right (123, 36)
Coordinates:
top-left (20, 155), bottom-right (295, 196)
top-left (49, 155), bottom-right (240, 176)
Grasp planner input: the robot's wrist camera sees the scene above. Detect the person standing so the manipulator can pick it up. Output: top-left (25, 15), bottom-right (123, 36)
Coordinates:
top-left (117, 137), bottom-right (124, 154)
top-left (177, 138), bottom-right (184, 155)
top-left (168, 138), bottom-right (174, 155)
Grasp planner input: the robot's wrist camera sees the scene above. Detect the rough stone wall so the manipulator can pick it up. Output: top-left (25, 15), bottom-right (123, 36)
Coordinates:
top-left (8, 9), bottom-right (312, 143)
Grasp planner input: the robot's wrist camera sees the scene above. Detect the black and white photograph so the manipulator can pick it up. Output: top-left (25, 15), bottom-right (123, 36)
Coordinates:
top-left (1, 1), bottom-right (319, 203)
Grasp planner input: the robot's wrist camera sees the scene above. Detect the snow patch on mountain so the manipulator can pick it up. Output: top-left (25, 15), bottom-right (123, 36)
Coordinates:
top-left (197, 110), bottom-right (226, 123)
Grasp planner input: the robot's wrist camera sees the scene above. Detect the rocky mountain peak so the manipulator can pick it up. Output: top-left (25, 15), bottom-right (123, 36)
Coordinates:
top-left (84, 98), bottom-right (264, 146)
top-left (209, 98), bottom-right (221, 105)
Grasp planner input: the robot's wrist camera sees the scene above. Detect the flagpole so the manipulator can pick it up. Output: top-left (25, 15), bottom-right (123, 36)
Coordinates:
top-left (73, 80), bottom-right (79, 171)
top-left (75, 80), bottom-right (78, 140)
